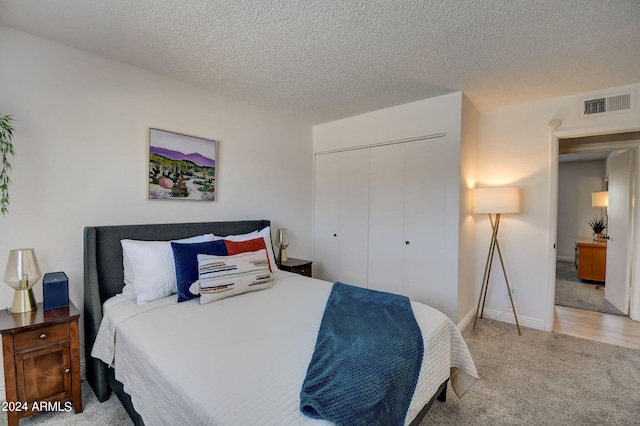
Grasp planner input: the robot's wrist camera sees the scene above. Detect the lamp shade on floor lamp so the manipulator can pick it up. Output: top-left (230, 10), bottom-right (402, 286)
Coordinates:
top-left (473, 186), bottom-right (520, 214)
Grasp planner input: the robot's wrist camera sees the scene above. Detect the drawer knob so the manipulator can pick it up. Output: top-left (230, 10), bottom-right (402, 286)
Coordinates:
top-left (65, 368), bottom-right (70, 374)
top-left (39, 333), bottom-right (47, 339)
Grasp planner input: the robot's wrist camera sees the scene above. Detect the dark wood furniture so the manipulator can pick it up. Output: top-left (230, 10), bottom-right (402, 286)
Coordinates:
top-left (575, 239), bottom-right (607, 282)
top-left (0, 302), bottom-right (82, 426)
top-left (278, 257), bottom-right (312, 277)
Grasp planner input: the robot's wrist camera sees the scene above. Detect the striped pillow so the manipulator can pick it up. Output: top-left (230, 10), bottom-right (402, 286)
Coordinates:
top-left (197, 249), bottom-right (273, 304)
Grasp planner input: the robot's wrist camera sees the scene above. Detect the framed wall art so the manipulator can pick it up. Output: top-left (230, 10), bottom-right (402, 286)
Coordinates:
top-left (148, 128), bottom-right (217, 201)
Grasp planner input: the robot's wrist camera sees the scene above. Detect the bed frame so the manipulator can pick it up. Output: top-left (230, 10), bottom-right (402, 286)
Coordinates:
top-left (83, 219), bottom-right (447, 425)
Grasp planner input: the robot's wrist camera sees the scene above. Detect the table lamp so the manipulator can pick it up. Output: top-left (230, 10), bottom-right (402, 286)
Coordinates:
top-left (4, 248), bottom-right (42, 313)
top-left (591, 191), bottom-right (608, 208)
top-left (276, 228), bottom-right (289, 263)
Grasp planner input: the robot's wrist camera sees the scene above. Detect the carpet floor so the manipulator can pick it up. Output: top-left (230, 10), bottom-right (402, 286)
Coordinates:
top-left (555, 261), bottom-right (624, 316)
top-left (0, 381), bottom-right (131, 425)
top-left (5, 319), bottom-right (639, 425)
top-left (421, 319), bottom-right (640, 425)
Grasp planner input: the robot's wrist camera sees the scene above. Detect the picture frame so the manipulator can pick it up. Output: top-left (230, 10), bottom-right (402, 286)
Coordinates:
top-left (148, 128), bottom-right (217, 201)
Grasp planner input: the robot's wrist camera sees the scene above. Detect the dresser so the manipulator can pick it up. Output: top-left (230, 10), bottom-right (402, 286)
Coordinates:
top-left (0, 302), bottom-right (82, 426)
top-left (575, 239), bottom-right (607, 282)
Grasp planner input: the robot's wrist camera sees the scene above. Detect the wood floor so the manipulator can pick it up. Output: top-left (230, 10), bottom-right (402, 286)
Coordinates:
top-left (554, 305), bottom-right (640, 350)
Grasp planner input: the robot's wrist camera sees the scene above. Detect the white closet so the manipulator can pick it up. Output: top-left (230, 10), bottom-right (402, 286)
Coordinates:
top-left (313, 149), bottom-right (370, 288)
top-left (312, 92), bottom-right (476, 323)
top-left (314, 135), bottom-right (460, 314)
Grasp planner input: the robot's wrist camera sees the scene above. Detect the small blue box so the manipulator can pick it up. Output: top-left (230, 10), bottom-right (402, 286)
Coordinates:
top-left (43, 272), bottom-right (69, 311)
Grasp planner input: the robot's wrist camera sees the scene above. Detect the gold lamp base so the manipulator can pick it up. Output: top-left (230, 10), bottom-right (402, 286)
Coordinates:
top-left (278, 247), bottom-right (288, 263)
top-left (11, 288), bottom-right (37, 313)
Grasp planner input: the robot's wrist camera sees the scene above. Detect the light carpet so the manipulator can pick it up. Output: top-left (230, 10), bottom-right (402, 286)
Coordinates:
top-left (555, 261), bottom-right (624, 316)
top-left (421, 319), bottom-right (640, 425)
top-left (555, 279), bottom-right (624, 316)
top-left (556, 260), bottom-right (581, 283)
top-left (5, 320), bottom-right (639, 425)
top-left (0, 381), bottom-right (131, 425)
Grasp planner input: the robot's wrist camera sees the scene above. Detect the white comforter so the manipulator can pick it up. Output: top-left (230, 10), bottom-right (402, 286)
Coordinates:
top-left (92, 271), bottom-right (477, 425)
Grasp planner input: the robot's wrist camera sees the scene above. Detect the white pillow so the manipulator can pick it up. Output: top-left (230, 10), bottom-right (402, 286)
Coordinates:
top-left (197, 249), bottom-right (273, 304)
top-left (220, 226), bottom-right (279, 271)
top-left (121, 233), bottom-right (216, 304)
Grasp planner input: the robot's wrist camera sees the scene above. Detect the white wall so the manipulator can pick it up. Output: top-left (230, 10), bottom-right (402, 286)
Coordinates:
top-left (313, 93), bottom-right (463, 152)
top-left (476, 83), bottom-right (640, 330)
top-left (0, 26), bottom-right (313, 390)
top-left (557, 160), bottom-right (606, 259)
top-left (458, 95), bottom-right (478, 327)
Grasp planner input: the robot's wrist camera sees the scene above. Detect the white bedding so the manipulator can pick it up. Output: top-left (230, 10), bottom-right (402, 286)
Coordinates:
top-left (92, 271), bottom-right (477, 425)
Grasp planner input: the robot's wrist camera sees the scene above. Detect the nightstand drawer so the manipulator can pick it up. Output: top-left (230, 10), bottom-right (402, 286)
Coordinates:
top-left (290, 265), bottom-right (311, 277)
top-left (15, 323), bottom-right (69, 352)
top-left (278, 258), bottom-right (313, 278)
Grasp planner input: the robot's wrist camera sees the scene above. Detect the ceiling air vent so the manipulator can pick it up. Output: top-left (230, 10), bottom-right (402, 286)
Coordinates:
top-left (580, 92), bottom-right (634, 118)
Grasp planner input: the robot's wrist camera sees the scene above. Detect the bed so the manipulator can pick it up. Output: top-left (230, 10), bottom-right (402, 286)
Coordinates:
top-left (84, 220), bottom-right (477, 425)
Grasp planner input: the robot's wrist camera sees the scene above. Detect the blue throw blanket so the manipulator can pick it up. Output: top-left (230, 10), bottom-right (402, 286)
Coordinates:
top-left (300, 282), bottom-right (424, 426)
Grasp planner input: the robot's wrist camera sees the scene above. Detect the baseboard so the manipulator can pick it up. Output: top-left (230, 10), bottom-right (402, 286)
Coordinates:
top-left (457, 307), bottom-right (476, 332)
top-left (557, 255), bottom-right (574, 263)
top-left (481, 308), bottom-right (546, 331)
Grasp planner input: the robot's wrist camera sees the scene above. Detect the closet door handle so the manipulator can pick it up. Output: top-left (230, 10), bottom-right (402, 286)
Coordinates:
top-left (405, 241), bottom-right (410, 245)
top-left (333, 234), bottom-right (337, 237)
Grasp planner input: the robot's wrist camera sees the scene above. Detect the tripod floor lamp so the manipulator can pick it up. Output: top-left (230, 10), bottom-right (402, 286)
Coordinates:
top-left (472, 186), bottom-right (521, 335)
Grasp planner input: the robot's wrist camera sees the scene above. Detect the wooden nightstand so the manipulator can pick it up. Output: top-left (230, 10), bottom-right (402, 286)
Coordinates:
top-left (277, 258), bottom-right (313, 277)
top-left (0, 301), bottom-right (82, 426)
top-left (575, 239), bottom-right (606, 282)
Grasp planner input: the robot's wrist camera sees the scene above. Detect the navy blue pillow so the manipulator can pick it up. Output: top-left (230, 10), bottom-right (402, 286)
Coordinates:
top-left (172, 240), bottom-right (228, 302)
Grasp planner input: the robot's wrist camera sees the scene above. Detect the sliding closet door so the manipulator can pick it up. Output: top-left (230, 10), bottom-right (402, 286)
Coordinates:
top-left (314, 149), bottom-right (370, 287)
top-left (403, 137), bottom-right (458, 315)
top-left (368, 144), bottom-right (405, 294)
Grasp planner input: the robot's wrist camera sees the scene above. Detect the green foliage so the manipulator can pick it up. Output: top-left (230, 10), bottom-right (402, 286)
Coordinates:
top-left (171, 175), bottom-right (189, 198)
top-left (193, 179), bottom-right (215, 193)
top-left (587, 216), bottom-right (607, 233)
top-left (149, 152), bottom-right (216, 199)
top-left (0, 115), bottom-right (15, 216)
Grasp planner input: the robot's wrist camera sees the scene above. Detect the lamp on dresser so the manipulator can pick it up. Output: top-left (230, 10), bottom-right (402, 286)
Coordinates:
top-left (591, 191), bottom-right (608, 209)
top-left (3, 248), bottom-right (42, 313)
top-left (275, 228), bottom-right (289, 263)
top-left (472, 186), bottom-right (521, 335)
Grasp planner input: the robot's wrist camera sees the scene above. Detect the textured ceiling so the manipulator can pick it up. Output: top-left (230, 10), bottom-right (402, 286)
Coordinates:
top-left (1, 0), bottom-right (639, 124)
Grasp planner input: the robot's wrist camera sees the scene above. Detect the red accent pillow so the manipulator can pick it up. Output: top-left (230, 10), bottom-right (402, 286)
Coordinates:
top-left (223, 237), bottom-right (272, 271)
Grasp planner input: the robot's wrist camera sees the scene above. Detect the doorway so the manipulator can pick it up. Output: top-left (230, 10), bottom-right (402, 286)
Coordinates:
top-left (555, 149), bottom-right (627, 316)
top-left (550, 130), bottom-right (640, 344)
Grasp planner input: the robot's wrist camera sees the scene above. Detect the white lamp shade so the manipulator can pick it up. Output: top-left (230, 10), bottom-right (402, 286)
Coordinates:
top-left (473, 186), bottom-right (520, 214)
top-left (592, 191), bottom-right (608, 207)
top-left (3, 248), bottom-right (42, 290)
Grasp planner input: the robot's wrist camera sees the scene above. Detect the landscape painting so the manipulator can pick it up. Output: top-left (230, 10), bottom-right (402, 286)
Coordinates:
top-left (148, 128), bottom-right (216, 201)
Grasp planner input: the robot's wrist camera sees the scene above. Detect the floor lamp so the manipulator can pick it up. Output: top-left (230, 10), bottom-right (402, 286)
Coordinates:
top-left (472, 186), bottom-right (522, 335)
top-left (591, 191), bottom-right (608, 289)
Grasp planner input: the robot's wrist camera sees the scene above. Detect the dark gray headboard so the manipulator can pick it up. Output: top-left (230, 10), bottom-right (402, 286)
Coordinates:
top-left (83, 220), bottom-right (270, 402)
